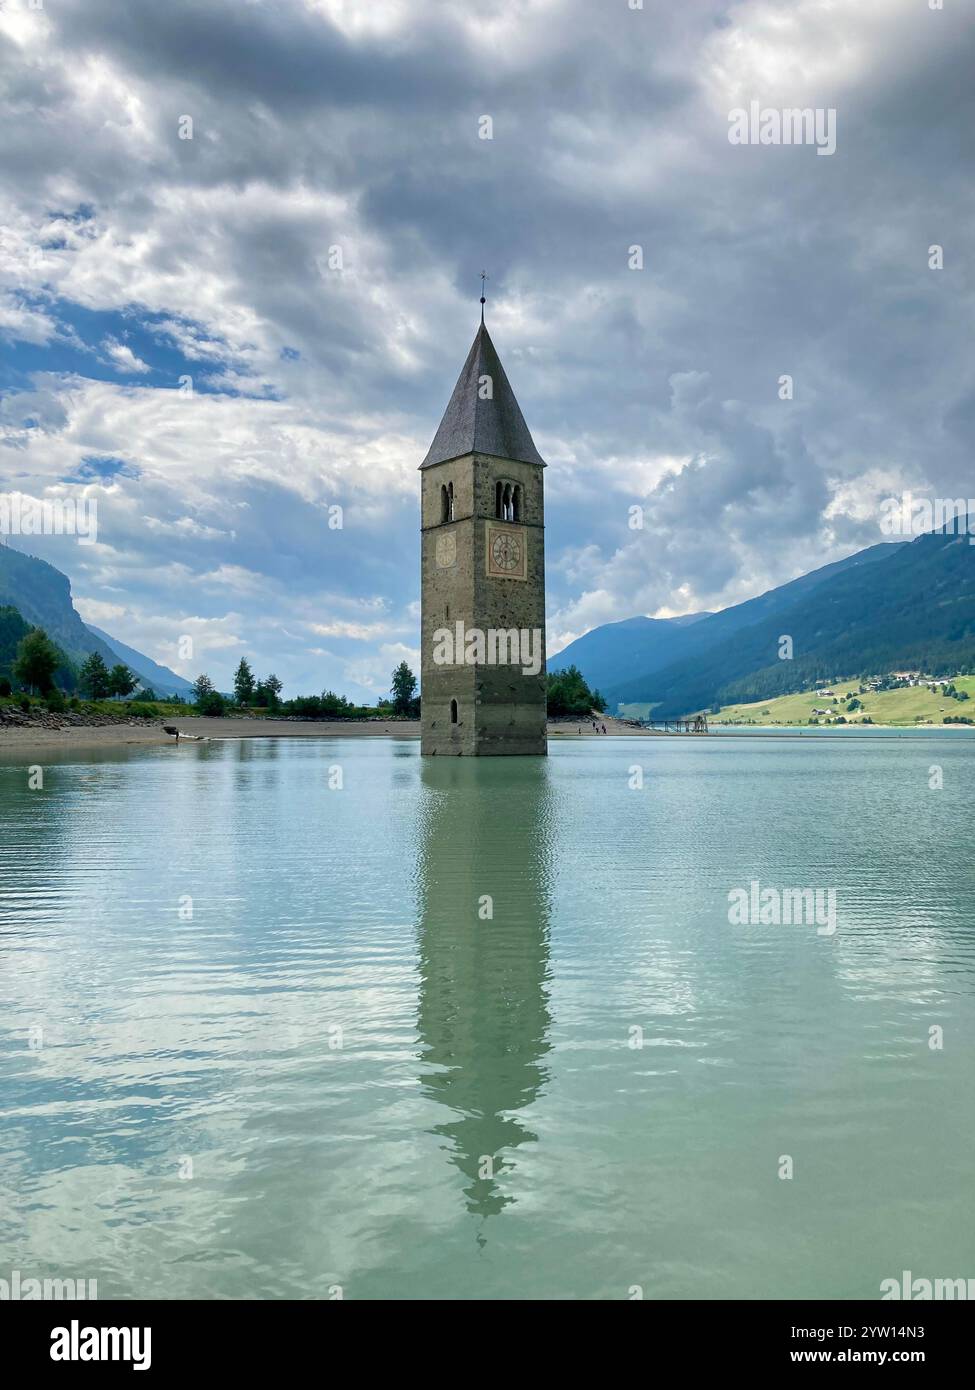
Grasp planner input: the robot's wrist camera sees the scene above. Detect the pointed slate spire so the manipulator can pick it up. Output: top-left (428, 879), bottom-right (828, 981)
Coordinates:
top-left (420, 323), bottom-right (545, 468)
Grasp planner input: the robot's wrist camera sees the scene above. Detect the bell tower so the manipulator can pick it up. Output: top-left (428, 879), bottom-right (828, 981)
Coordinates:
top-left (420, 318), bottom-right (547, 756)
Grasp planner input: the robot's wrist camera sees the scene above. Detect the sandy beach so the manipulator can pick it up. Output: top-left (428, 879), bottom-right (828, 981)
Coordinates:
top-left (0, 712), bottom-right (661, 754)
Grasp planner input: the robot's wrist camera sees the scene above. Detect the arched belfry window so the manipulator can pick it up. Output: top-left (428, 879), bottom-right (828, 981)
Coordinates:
top-left (440, 484), bottom-right (449, 523)
top-left (450, 698), bottom-right (458, 724)
top-left (448, 482), bottom-right (454, 521)
top-left (495, 479), bottom-right (520, 521)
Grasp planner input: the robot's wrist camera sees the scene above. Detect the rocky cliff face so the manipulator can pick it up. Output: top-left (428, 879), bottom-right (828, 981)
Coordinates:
top-left (0, 544), bottom-right (117, 667)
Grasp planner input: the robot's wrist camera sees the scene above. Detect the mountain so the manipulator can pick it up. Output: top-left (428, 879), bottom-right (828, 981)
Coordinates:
top-left (0, 544), bottom-right (118, 668)
top-left (86, 625), bottom-right (193, 697)
top-left (554, 543), bottom-right (905, 710)
top-left (0, 544), bottom-right (190, 696)
top-left (549, 613), bottom-right (711, 696)
top-left (650, 530), bottom-right (974, 716)
top-left (603, 531), bottom-right (975, 717)
top-left (610, 542), bottom-right (905, 709)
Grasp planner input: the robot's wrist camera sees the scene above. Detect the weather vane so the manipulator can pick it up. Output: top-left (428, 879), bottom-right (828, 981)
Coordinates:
top-left (480, 271), bottom-right (488, 323)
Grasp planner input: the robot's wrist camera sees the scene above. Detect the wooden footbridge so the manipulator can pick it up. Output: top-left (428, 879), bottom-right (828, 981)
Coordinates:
top-left (640, 713), bottom-right (709, 734)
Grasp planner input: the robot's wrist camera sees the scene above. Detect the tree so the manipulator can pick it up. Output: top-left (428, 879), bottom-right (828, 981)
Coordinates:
top-left (13, 628), bottom-right (60, 695)
top-left (263, 673), bottom-right (283, 710)
top-left (107, 664), bottom-right (137, 701)
top-left (192, 672), bottom-right (226, 715)
top-left (546, 664), bottom-right (604, 717)
top-left (79, 652), bottom-right (112, 700)
top-left (192, 673), bottom-right (215, 706)
top-left (253, 675), bottom-right (282, 711)
top-left (197, 688), bottom-right (226, 716)
top-left (391, 661), bottom-right (418, 716)
top-left (320, 689), bottom-right (352, 717)
top-left (233, 657), bottom-right (255, 706)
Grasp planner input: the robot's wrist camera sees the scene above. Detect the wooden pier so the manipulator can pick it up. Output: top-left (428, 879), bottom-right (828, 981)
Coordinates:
top-left (641, 714), bottom-right (709, 734)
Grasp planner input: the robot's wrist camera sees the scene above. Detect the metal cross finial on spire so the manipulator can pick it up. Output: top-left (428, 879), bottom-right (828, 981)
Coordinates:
top-left (479, 271), bottom-right (488, 324)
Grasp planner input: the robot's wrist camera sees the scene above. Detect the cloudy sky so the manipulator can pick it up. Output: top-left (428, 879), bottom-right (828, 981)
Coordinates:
top-left (1, 0), bottom-right (972, 698)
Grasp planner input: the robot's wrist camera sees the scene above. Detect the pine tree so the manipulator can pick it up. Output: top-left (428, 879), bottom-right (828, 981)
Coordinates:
top-left (79, 651), bottom-right (112, 700)
top-left (233, 657), bottom-right (255, 706)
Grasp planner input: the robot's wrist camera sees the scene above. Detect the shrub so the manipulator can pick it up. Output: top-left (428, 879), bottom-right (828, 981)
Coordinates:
top-left (45, 690), bottom-right (67, 713)
top-left (0, 677), bottom-right (11, 698)
top-left (196, 689), bottom-right (226, 716)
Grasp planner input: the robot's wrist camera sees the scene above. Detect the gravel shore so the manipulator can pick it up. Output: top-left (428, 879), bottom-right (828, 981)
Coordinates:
top-left (0, 711), bottom-right (656, 753)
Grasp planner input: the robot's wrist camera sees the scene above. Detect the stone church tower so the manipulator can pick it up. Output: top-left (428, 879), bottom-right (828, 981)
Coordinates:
top-left (420, 320), bottom-right (547, 756)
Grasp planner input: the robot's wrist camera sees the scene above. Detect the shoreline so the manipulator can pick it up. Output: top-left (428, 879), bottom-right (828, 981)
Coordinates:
top-left (0, 712), bottom-right (651, 752)
top-left (0, 716), bottom-right (422, 752)
top-left (0, 713), bottom-right (971, 755)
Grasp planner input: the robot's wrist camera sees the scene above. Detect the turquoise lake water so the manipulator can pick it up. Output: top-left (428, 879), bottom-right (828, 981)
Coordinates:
top-left (1, 733), bottom-right (973, 1299)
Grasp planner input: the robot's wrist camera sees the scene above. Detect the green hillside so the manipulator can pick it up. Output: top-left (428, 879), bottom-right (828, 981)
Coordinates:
top-left (550, 613), bottom-right (710, 695)
top-left (644, 530), bottom-right (975, 717)
top-left (0, 604), bottom-right (33, 681)
top-left (711, 675), bottom-right (975, 727)
top-left (608, 542), bottom-right (903, 710)
top-left (0, 603), bottom-right (78, 691)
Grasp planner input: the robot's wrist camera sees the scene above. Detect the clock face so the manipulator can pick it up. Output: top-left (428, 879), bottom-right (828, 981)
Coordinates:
top-left (485, 524), bottom-right (528, 580)
top-left (435, 532), bottom-right (456, 568)
top-left (491, 532), bottom-right (522, 571)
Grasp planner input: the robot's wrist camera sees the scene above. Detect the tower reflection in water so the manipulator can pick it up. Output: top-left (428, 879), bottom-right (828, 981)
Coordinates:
top-left (415, 756), bottom-right (555, 1231)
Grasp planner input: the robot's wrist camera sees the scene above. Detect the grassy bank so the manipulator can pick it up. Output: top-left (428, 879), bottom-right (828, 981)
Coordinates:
top-left (0, 694), bottom-right (190, 719)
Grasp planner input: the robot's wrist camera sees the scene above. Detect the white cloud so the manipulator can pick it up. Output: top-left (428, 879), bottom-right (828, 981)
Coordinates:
top-left (103, 338), bottom-right (151, 374)
top-left (308, 620), bottom-right (395, 641)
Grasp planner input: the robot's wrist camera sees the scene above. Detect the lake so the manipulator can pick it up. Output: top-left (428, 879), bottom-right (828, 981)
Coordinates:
top-left (1, 733), bottom-right (973, 1300)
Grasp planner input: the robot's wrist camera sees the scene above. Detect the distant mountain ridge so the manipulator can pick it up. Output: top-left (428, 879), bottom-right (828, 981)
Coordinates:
top-left (0, 544), bottom-right (191, 696)
top-left (647, 531), bottom-right (974, 717)
top-left (86, 624), bottom-right (193, 696)
top-left (550, 533), bottom-right (975, 716)
top-left (548, 612), bottom-right (711, 696)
